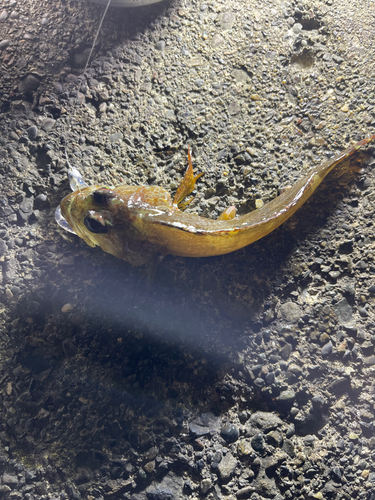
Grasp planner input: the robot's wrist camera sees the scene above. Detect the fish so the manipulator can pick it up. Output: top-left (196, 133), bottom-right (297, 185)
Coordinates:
top-left (56, 136), bottom-right (375, 276)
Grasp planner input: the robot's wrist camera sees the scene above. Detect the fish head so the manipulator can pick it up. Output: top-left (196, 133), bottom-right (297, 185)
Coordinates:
top-left (59, 185), bottom-right (123, 254)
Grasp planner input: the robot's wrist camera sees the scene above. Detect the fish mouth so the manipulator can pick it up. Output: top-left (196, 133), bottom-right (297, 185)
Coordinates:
top-left (55, 204), bottom-right (75, 234)
top-left (55, 163), bottom-right (89, 234)
top-left (57, 189), bottom-right (101, 248)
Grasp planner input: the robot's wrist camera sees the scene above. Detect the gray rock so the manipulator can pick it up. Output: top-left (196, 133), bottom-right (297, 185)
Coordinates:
top-left (278, 389), bottom-right (296, 402)
top-left (35, 193), bottom-right (47, 207)
top-left (2, 473), bottom-right (18, 486)
top-left (19, 197), bottom-right (34, 214)
top-left (218, 452), bottom-right (237, 481)
top-left (200, 478), bottom-right (211, 494)
top-left (252, 476), bottom-right (278, 498)
top-left (249, 411), bottom-right (283, 431)
top-left (189, 423), bottom-right (210, 437)
top-left (110, 132), bottom-right (122, 142)
top-left (236, 486), bottom-right (255, 498)
top-left (0, 39), bottom-right (9, 50)
top-left (146, 471), bottom-right (185, 500)
top-left (280, 342), bottom-right (292, 361)
top-left (322, 341), bottom-right (333, 357)
top-left (279, 302), bottom-right (302, 323)
top-left (282, 439), bottom-right (295, 457)
top-left (40, 117), bottom-right (55, 131)
top-left (266, 430), bottom-right (283, 447)
top-left (0, 240), bottom-right (7, 257)
top-left (4, 259), bottom-right (18, 281)
top-left (285, 423), bottom-right (295, 438)
top-left (333, 298), bottom-right (353, 326)
top-left (155, 40), bottom-right (165, 51)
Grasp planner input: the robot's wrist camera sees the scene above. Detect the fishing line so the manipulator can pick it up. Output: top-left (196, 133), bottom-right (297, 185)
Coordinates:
top-left (84, 0), bottom-right (113, 72)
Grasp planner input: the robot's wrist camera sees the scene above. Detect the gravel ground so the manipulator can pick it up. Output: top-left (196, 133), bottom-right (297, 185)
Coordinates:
top-left (1, 0), bottom-right (375, 499)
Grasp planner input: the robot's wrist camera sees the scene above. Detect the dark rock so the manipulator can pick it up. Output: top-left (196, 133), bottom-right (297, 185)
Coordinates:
top-left (330, 466), bottom-right (342, 482)
top-left (280, 342), bottom-right (292, 360)
top-left (251, 433), bottom-right (265, 452)
top-left (18, 74), bottom-right (40, 93)
top-left (265, 371), bottom-right (275, 385)
top-left (146, 472), bottom-right (184, 500)
top-left (254, 377), bottom-right (265, 388)
top-left (220, 423), bottom-right (239, 443)
top-left (210, 450), bottom-right (222, 468)
top-left (27, 125), bottom-right (38, 140)
top-left (266, 430), bottom-right (283, 447)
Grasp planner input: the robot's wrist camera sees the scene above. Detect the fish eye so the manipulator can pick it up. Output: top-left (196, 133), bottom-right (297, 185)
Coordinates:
top-left (92, 188), bottom-right (115, 205)
top-left (84, 212), bottom-right (109, 234)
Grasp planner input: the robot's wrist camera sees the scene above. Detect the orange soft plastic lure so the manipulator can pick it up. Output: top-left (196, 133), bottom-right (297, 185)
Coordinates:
top-left (56, 136), bottom-right (374, 273)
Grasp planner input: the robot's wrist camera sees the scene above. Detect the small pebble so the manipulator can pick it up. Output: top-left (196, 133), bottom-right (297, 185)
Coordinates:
top-left (254, 377), bottom-right (265, 388)
top-left (0, 40), bottom-right (10, 50)
top-left (278, 389), bottom-right (296, 402)
top-left (61, 303), bottom-right (74, 313)
top-left (322, 341), bottom-right (333, 357)
top-left (34, 193), bottom-right (47, 208)
top-left (40, 118), bottom-right (55, 131)
top-left (155, 40), bottom-right (165, 51)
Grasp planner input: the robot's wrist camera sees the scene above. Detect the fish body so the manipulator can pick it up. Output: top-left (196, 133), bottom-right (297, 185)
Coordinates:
top-left (58, 136), bottom-right (374, 269)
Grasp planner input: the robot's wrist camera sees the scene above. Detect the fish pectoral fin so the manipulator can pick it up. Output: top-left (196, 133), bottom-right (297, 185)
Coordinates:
top-left (218, 205), bottom-right (237, 221)
top-left (142, 253), bottom-right (167, 283)
top-left (173, 145), bottom-right (204, 208)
